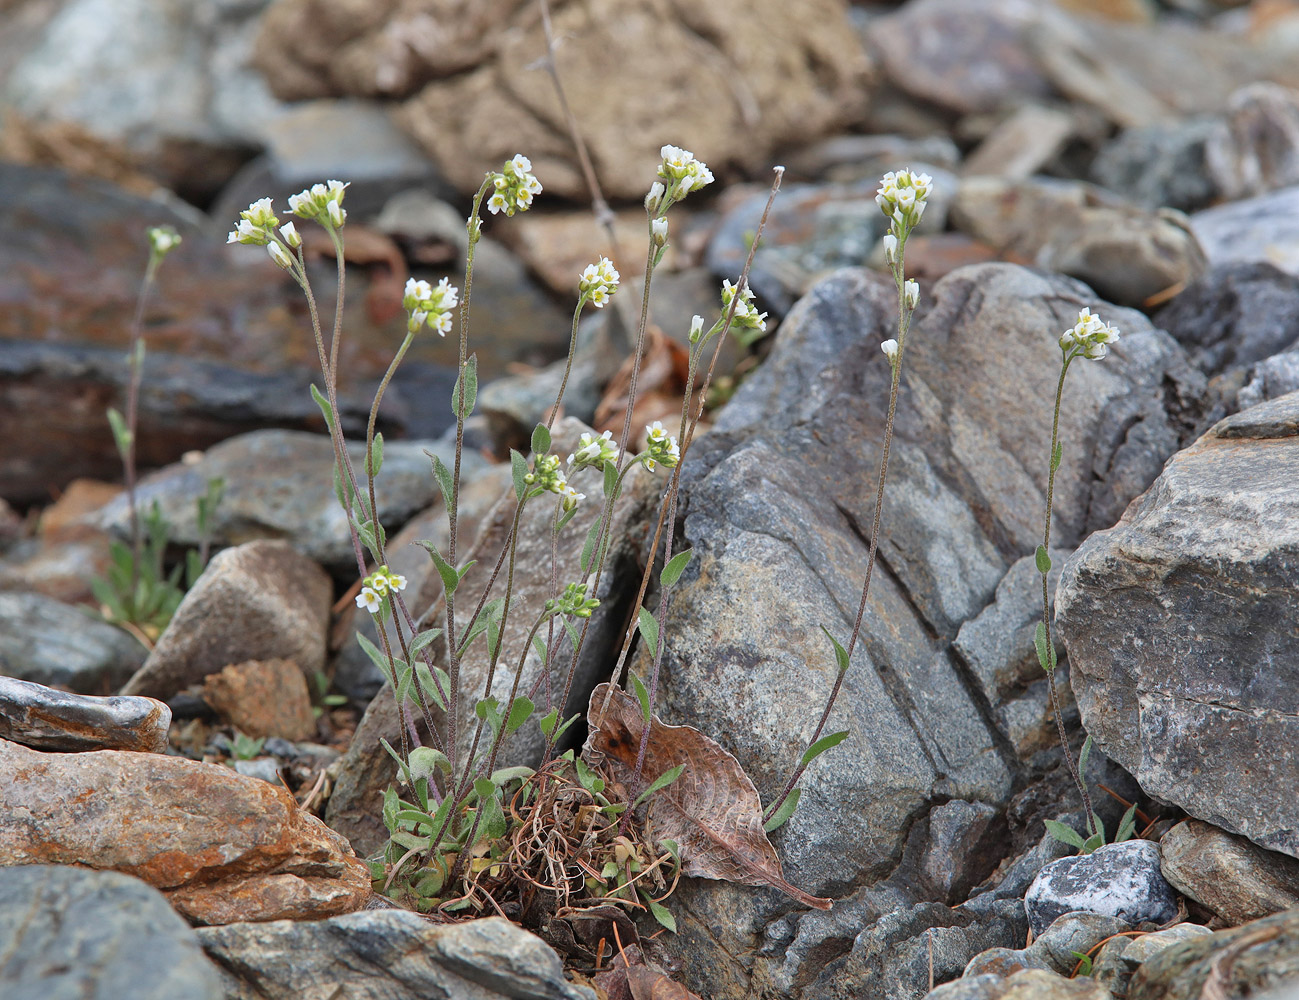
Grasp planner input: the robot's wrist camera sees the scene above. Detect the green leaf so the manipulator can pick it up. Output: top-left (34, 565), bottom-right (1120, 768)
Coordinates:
top-left (395, 661), bottom-right (416, 705)
top-left (366, 432), bottom-right (385, 478)
top-left (333, 463), bottom-right (351, 511)
top-left (632, 763), bottom-right (685, 810)
top-left (531, 634), bottom-right (549, 665)
top-left (414, 661), bottom-right (448, 710)
top-left (106, 407), bottom-right (132, 461)
top-left (800, 730), bottom-right (850, 767)
top-left (458, 597), bottom-right (503, 657)
top-left (1079, 733), bottom-right (1094, 782)
top-left (1082, 832), bottom-right (1104, 855)
top-left (475, 696), bottom-right (503, 736)
top-left (531, 423), bottom-right (551, 457)
top-left (820, 625), bottom-right (851, 673)
top-left (646, 898), bottom-right (677, 933)
top-left (763, 788), bottom-right (802, 833)
top-left (382, 785), bottom-right (399, 829)
top-left (1051, 441), bottom-right (1063, 472)
top-left (1043, 819), bottom-right (1086, 850)
top-left (629, 672), bottom-right (651, 724)
top-left (574, 757), bottom-right (604, 795)
top-left (379, 739), bottom-right (413, 787)
top-left (428, 452), bottom-right (455, 509)
top-left (1035, 544), bottom-right (1052, 575)
top-left (603, 461), bottom-right (617, 498)
top-left (637, 607), bottom-right (660, 658)
top-left (489, 765), bottom-right (534, 787)
top-left (408, 746), bottom-right (452, 783)
top-left (451, 355), bottom-right (478, 419)
top-left (356, 632), bottom-right (397, 686)
top-left (310, 383), bottom-right (336, 433)
top-left (472, 777), bottom-right (506, 841)
top-left (505, 696), bottom-right (535, 735)
top-left (408, 628), bottom-right (443, 657)
top-left (1115, 803), bottom-right (1138, 844)
top-left (1034, 622), bottom-right (1056, 673)
top-left (580, 520), bottom-right (602, 574)
top-left (389, 829), bottom-right (431, 852)
top-left (510, 449), bottom-right (528, 501)
top-left (1071, 951), bottom-right (1094, 977)
top-left (660, 549), bottom-right (693, 587)
top-left (538, 708), bottom-right (559, 738)
top-left (420, 541), bottom-right (460, 596)
top-left (555, 506), bottom-right (579, 532)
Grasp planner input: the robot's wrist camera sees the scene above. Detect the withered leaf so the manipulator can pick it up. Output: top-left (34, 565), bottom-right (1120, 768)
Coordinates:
top-left (584, 683), bottom-right (832, 910)
top-left (626, 965), bottom-right (704, 1000)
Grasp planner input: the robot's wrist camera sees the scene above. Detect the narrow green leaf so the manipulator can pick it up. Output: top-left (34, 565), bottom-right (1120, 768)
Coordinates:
top-left (629, 672), bottom-right (651, 724)
top-left (763, 788), bottom-right (802, 833)
top-left (555, 506), bottom-right (579, 532)
top-left (1035, 544), bottom-right (1052, 575)
top-left (1079, 733), bottom-right (1094, 781)
top-left (419, 541), bottom-right (460, 596)
top-left (800, 730), bottom-right (850, 767)
top-left (603, 461), bottom-right (617, 498)
top-left (489, 765), bottom-right (534, 786)
top-left (820, 625), bottom-right (851, 673)
top-left (505, 696), bottom-right (535, 735)
top-left (408, 628), bottom-right (443, 657)
top-left (451, 355), bottom-right (478, 418)
top-left (646, 899), bottom-right (677, 933)
top-left (633, 763), bottom-right (686, 810)
top-left (1115, 803), bottom-right (1138, 844)
top-left (1071, 952), bottom-right (1094, 977)
top-left (660, 549), bottom-right (693, 587)
top-left (531, 634), bottom-right (548, 665)
top-left (414, 661), bottom-right (447, 710)
top-left (408, 746), bottom-right (452, 782)
top-left (510, 449), bottom-right (528, 501)
top-left (531, 423), bottom-right (550, 457)
top-left (1034, 622), bottom-right (1055, 673)
top-left (366, 432), bottom-right (385, 478)
top-left (1051, 441), bottom-right (1063, 472)
top-left (106, 407), bottom-right (132, 461)
top-left (538, 708), bottom-right (559, 738)
top-left (580, 520), bottom-right (602, 574)
top-left (428, 452), bottom-right (454, 509)
top-left (1082, 832), bottom-right (1104, 855)
top-left (637, 607), bottom-right (660, 658)
top-left (356, 632), bottom-right (397, 685)
top-left (379, 738), bottom-right (413, 787)
top-left (1043, 819), bottom-right (1086, 850)
top-left (310, 383), bottom-right (336, 432)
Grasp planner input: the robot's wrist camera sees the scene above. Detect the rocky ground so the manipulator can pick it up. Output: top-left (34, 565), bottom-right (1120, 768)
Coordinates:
top-left (3, 0), bottom-right (1299, 998)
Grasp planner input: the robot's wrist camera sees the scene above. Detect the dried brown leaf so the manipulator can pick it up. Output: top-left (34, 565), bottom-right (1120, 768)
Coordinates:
top-left (626, 965), bottom-right (703, 1000)
top-left (584, 683), bottom-right (832, 910)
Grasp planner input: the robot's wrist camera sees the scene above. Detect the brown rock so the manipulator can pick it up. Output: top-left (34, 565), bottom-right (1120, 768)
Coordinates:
top-left (0, 675), bottom-right (170, 753)
top-left (506, 209), bottom-right (670, 297)
top-left (201, 659), bottom-right (318, 742)
top-left (122, 540), bottom-right (331, 701)
top-left (392, 0), bottom-right (872, 200)
top-left (1160, 819), bottom-right (1299, 925)
top-left (0, 737), bottom-right (371, 924)
top-left (39, 479), bottom-right (122, 543)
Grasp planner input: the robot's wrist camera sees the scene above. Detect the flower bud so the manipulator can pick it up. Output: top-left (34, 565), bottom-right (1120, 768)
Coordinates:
top-left (279, 221), bottom-right (301, 249)
top-left (881, 338), bottom-right (899, 363)
top-left (645, 181), bottom-right (665, 215)
top-left (882, 233), bottom-right (898, 265)
top-left (651, 216), bottom-right (669, 247)
top-left (904, 279), bottom-right (919, 310)
top-left (267, 242), bottom-right (294, 270)
top-left (689, 315), bottom-right (705, 344)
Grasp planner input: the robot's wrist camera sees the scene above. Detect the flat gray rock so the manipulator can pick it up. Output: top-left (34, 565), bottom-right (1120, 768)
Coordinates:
top-left (0, 591), bottom-right (145, 694)
top-left (196, 911), bottom-right (593, 1000)
top-left (1160, 819), bottom-right (1299, 925)
top-left (1190, 184), bottom-right (1299, 276)
top-left (1025, 841), bottom-right (1177, 936)
top-left (0, 675), bottom-right (169, 752)
top-left (0, 865), bottom-right (223, 1000)
top-left (1057, 392), bottom-right (1299, 858)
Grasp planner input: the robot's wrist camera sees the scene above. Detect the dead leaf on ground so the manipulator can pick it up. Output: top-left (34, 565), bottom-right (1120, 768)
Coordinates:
top-left (593, 326), bottom-right (697, 438)
top-left (583, 683), bottom-right (833, 911)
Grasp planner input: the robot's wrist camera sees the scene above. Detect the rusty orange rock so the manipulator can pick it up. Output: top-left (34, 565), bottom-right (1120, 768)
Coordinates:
top-left (0, 738), bottom-right (371, 924)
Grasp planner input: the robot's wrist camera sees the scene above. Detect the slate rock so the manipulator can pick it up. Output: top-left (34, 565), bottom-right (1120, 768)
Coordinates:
top-left (966, 910), bottom-right (1131, 978)
top-left (1238, 349), bottom-right (1299, 410)
top-left (1025, 841), bottom-right (1177, 936)
top-left (1056, 392), bottom-right (1299, 858)
top-left (927, 968), bottom-right (1109, 1000)
top-left (921, 800), bottom-right (1009, 904)
top-left (0, 675), bottom-right (169, 753)
top-left (98, 429), bottom-right (468, 573)
top-left (950, 176), bottom-right (1207, 306)
top-left (962, 105), bottom-right (1078, 181)
top-left (200, 659), bottom-right (317, 742)
top-left (1206, 82), bottom-right (1299, 201)
top-left (1089, 117), bottom-right (1220, 213)
top-left (0, 865), bottom-right (224, 1000)
top-left (1153, 262), bottom-right (1299, 376)
top-left (1129, 908), bottom-right (1299, 1000)
top-left (122, 540), bottom-right (331, 701)
top-left (0, 591), bottom-right (146, 694)
top-left (1159, 819), bottom-right (1299, 925)
top-left (0, 737), bottom-right (371, 925)
top-left (1190, 184), bottom-right (1299, 276)
top-left (1093, 923), bottom-right (1212, 1000)
top-left (197, 912), bottom-right (593, 1000)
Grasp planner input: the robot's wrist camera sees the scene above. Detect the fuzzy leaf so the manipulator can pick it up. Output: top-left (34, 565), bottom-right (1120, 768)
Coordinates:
top-left (531, 423), bottom-right (551, 457)
top-left (800, 730), bottom-right (849, 767)
top-left (510, 449), bottom-right (528, 501)
top-left (428, 452), bottom-right (455, 509)
top-left (1044, 819), bottom-right (1086, 850)
top-left (1035, 544), bottom-right (1052, 575)
top-left (451, 355), bottom-right (478, 419)
top-left (310, 383), bottom-right (335, 433)
top-left (637, 607), bottom-right (660, 658)
top-left (660, 549), bottom-right (693, 587)
top-left (820, 625), bottom-right (851, 673)
top-left (629, 672), bottom-right (651, 724)
top-left (763, 788), bottom-right (801, 833)
top-left (366, 432), bottom-right (385, 478)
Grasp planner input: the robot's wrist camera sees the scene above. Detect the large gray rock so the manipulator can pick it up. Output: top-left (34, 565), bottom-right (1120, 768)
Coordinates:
top-left (1206, 83), bottom-right (1299, 201)
top-left (1092, 923), bottom-right (1212, 1000)
top-left (1160, 819), bottom-right (1299, 925)
top-left (1090, 117), bottom-right (1220, 213)
top-left (1190, 184), bottom-right (1299, 276)
top-left (196, 912), bottom-right (593, 1000)
top-left (1024, 841), bottom-right (1177, 936)
top-left (0, 865), bottom-right (224, 1000)
top-left (1056, 392), bottom-right (1299, 858)
top-left (122, 539), bottom-right (331, 700)
top-left (0, 675), bottom-right (169, 752)
top-left (645, 263), bottom-right (1197, 997)
top-left (964, 910), bottom-right (1132, 979)
top-left (98, 429), bottom-right (472, 573)
top-left (927, 969), bottom-right (1109, 1000)
top-left (0, 591), bottom-right (146, 694)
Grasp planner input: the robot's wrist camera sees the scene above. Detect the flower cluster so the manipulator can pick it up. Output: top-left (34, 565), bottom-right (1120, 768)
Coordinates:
top-left (1059, 308), bottom-right (1120, 360)
top-left (403, 277), bottom-right (460, 336)
top-left (148, 226), bottom-right (181, 258)
top-left (356, 564), bottom-right (408, 614)
top-left (568, 429), bottom-right (619, 471)
top-left (289, 180), bottom-right (349, 229)
top-left (488, 154), bottom-right (543, 216)
top-left (547, 582), bottom-right (601, 619)
top-left (876, 169), bottom-right (933, 237)
top-left (579, 257), bottom-right (620, 308)
top-left (643, 420), bottom-right (680, 472)
top-left (525, 454), bottom-right (585, 510)
top-left (227, 198), bottom-right (301, 269)
top-left (722, 279), bottom-right (768, 337)
top-left (652, 145), bottom-right (714, 208)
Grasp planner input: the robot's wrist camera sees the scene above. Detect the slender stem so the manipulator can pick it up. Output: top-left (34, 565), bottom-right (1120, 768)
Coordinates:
top-left (365, 331), bottom-right (414, 558)
top-left (546, 299), bottom-right (586, 428)
top-left (122, 254), bottom-right (161, 605)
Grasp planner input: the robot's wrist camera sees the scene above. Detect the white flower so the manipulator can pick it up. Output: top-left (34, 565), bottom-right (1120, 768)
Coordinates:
top-left (227, 218), bottom-right (264, 245)
top-left (656, 144), bottom-right (714, 205)
top-left (267, 242), bottom-right (294, 269)
top-left (288, 190), bottom-right (312, 217)
top-left (876, 168), bottom-right (933, 236)
top-left (559, 482), bottom-right (585, 511)
top-left (646, 181), bottom-right (666, 214)
top-left (388, 571), bottom-right (407, 592)
top-left (883, 233), bottom-right (898, 265)
top-left (904, 279), bottom-right (919, 310)
top-left (430, 311), bottom-right (453, 336)
top-left (148, 226), bottom-right (181, 256)
top-left (356, 586), bottom-right (382, 614)
top-left (881, 338), bottom-right (899, 362)
top-left (245, 197), bottom-right (277, 227)
top-left (488, 192), bottom-right (509, 215)
top-left (579, 256), bottom-right (620, 307)
top-left (721, 278), bottom-right (768, 335)
top-left (644, 420), bottom-right (680, 471)
top-left (652, 216), bottom-right (669, 246)
top-left (279, 221), bottom-right (301, 248)
top-left (689, 314), bottom-right (705, 344)
top-left (510, 153), bottom-right (532, 175)
top-left (327, 199), bottom-right (346, 228)
top-left (1062, 307), bottom-right (1120, 360)
top-left (568, 429), bottom-right (619, 469)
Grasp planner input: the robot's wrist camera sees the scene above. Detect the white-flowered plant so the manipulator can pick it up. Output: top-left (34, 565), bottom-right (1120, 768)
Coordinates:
top-left (722, 278), bottom-right (768, 349)
top-left (568, 430), bottom-right (619, 471)
top-left (288, 180), bottom-right (350, 229)
top-left (148, 226), bottom-right (182, 257)
top-left (642, 420), bottom-right (680, 472)
top-left (403, 277), bottom-right (461, 336)
top-left (488, 154), bottom-right (543, 216)
top-left (655, 144), bottom-right (714, 208)
top-left (356, 564), bottom-right (408, 615)
top-left (875, 169), bottom-right (933, 235)
top-left (578, 257), bottom-right (620, 309)
top-left (1058, 307), bottom-right (1121, 361)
